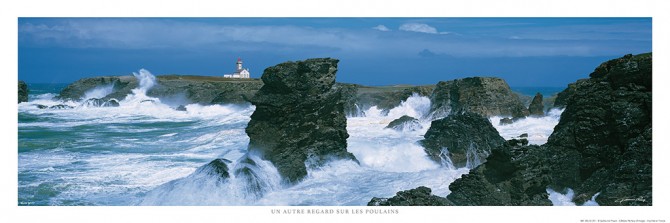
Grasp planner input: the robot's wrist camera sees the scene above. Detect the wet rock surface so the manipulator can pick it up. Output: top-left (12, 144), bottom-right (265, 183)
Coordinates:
top-left (245, 58), bottom-right (356, 183)
top-left (429, 77), bottom-right (528, 118)
top-left (420, 112), bottom-right (505, 168)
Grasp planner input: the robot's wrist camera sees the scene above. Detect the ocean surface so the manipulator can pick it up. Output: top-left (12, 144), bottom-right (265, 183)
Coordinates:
top-left (18, 71), bottom-right (585, 206)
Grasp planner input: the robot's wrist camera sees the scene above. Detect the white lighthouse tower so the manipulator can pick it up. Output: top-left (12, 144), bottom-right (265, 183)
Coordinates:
top-left (224, 58), bottom-right (251, 78)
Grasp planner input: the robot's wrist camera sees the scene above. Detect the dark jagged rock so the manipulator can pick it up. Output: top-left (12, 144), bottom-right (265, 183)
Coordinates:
top-left (105, 99), bottom-right (120, 107)
top-left (385, 115), bottom-right (422, 131)
top-left (446, 140), bottom-right (552, 206)
top-left (18, 81), bottom-right (29, 103)
top-left (545, 53), bottom-right (652, 206)
top-left (175, 105), bottom-right (187, 111)
top-left (368, 186), bottom-right (453, 206)
top-left (499, 117), bottom-right (513, 125)
top-left (197, 158), bottom-right (232, 180)
top-left (518, 133), bottom-right (528, 138)
top-left (335, 83), bottom-right (360, 116)
top-left (58, 75), bottom-right (263, 105)
top-left (553, 79), bottom-right (587, 108)
top-left (48, 104), bottom-right (74, 109)
top-left (443, 53), bottom-right (652, 206)
top-left (429, 77), bottom-right (529, 118)
top-left (528, 93), bottom-right (544, 116)
top-left (245, 58), bottom-right (356, 183)
top-left (82, 98), bottom-right (120, 107)
top-left (420, 112), bottom-right (505, 168)
top-left (35, 104), bottom-right (48, 109)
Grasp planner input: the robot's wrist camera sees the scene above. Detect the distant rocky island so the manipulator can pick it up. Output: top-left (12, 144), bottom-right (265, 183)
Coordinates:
top-left (20, 53), bottom-right (651, 206)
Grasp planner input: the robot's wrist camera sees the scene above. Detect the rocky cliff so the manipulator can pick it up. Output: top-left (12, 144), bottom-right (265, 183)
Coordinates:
top-left (420, 112), bottom-right (505, 168)
top-left (58, 75), bottom-right (263, 105)
top-left (370, 53), bottom-right (652, 206)
top-left (429, 77), bottom-right (528, 118)
top-left (545, 53), bottom-right (652, 205)
top-left (18, 80), bottom-right (29, 103)
top-left (245, 58), bottom-right (356, 183)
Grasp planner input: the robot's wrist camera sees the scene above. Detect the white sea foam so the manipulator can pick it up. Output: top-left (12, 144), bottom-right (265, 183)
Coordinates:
top-left (547, 188), bottom-right (600, 206)
top-left (83, 84), bottom-right (115, 100)
top-left (490, 108), bottom-right (564, 145)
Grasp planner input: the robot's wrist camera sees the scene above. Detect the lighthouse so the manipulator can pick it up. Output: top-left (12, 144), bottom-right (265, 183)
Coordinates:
top-left (224, 58), bottom-right (251, 78)
top-left (236, 58), bottom-right (243, 72)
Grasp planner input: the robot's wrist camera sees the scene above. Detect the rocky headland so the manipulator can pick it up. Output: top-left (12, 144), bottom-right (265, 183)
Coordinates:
top-left (58, 75), bottom-right (264, 105)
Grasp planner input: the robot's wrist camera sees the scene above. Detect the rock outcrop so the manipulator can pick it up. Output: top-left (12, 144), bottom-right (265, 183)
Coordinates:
top-left (197, 158), bottom-right (232, 180)
top-left (245, 58), bottom-right (356, 183)
top-left (58, 75), bottom-right (263, 105)
top-left (552, 79), bottom-right (587, 108)
top-left (528, 93), bottom-right (544, 116)
top-left (385, 115), bottom-right (422, 131)
top-left (444, 53), bottom-right (652, 206)
top-left (446, 139), bottom-right (553, 206)
top-left (545, 53), bottom-right (652, 205)
top-left (429, 77), bottom-right (528, 118)
top-left (18, 81), bottom-right (29, 103)
top-left (368, 186), bottom-right (453, 206)
top-left (420, 112), bottom-right (505, 168)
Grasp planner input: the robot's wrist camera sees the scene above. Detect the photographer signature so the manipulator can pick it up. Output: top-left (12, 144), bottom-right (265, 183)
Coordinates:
top-left (615, 196), bottom-right (647, 204)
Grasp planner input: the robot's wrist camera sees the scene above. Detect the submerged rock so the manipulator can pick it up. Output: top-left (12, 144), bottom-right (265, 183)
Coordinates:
top-left (420, 112), bottom-right (505, 168)
top-left (197, 158), bottom-right (232, 180)
top-left (446, 139), bottom-right (553, 206)
top-left (82, 98), bottom-right (120, 107)
top-left (368, 186), bottom-right (452, 206)
top-left (175, 105), bottom-right (187, 111)
top-left (385, 115), bottom-right (422, 131)
top-left (48, 104), bottom-right (74, 109)
top-left (18, 81), bottom-right (29, 103)
top-left (245, 58), bottom-right (356, 184)
top-left (499, 117), bottom-right (514, 125)
top-left (528, 93), bottom-right (544, 116)
top-left (429, 77), bottom-right (528, 118)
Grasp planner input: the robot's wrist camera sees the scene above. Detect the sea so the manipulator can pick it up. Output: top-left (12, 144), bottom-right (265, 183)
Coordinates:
top-left (17, 70), bottom-right (592, 206)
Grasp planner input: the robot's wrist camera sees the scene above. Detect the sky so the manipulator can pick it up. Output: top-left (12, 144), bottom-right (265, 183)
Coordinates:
top-left (17, 18), bottom-right (651, 87)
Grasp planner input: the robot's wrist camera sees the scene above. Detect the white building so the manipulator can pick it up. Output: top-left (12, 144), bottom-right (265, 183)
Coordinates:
top-left (223, 58), bottom-right (251, 78)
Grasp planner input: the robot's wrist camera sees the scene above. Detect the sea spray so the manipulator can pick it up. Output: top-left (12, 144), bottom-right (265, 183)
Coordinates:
top-left (132, 68), bottom-right (157, 95)
top-left (547, 188), bottom-right (600, 206)
top-left (139, 154), bottom-right (282, 205)
top-left (490, 108), bottom-right (564, 145)
top-left (83, 84), bottom-right (115, 100)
